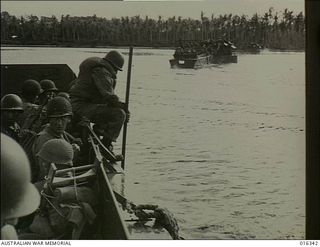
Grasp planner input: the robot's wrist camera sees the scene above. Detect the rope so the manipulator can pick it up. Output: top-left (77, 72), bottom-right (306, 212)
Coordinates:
top-left (122, 203), bottom-right (183, 240)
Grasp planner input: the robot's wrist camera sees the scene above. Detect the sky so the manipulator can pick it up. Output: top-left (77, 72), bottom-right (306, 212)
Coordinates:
top-left (1, 0), bottom-right (304, 20)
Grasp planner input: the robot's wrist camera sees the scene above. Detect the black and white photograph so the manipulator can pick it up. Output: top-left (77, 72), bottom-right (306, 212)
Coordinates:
top-left (1, 0), bottom-right (316, 242)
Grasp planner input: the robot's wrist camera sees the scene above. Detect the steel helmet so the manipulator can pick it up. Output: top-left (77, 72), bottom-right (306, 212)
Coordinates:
top-left (37, 139), bottom-right (74, 165)
top-left (56, 92), bottom-right (70, 101)
top-left (21, 79), bottom-right (42, 97)
top-left (1, 133), bottom-right (40, 220)
top-left (103, 50), bottom-right (124, 71)
top-left (40, 79), bottom-right (59, 92)
top-left (47, 96), bottom-right (72, 118)
top-left (1, 94), bottom-right (23, 111)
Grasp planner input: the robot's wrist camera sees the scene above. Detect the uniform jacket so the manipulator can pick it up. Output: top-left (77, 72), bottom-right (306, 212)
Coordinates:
top-left (19, 101), bottom-right (47, 133)
top-left (69, 57), bottom-right (117, 104)
top-left (0, 122), bottom-right (21, 143)
top-left (17, 101), bottom-right (39, 126)
top-left (32, 125), bottom-right (75, 159)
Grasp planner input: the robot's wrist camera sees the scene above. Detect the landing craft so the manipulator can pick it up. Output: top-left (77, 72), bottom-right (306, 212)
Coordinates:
top-left (1, 57), bottom-right (182, 240)
top-left (243, 42), bottom-right (263, 53)
top-left (170, 39), bottom-right (237, 69)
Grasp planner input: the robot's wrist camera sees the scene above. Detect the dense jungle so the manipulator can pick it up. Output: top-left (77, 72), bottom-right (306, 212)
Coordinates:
top-left (1, 8), bottom-right (304, 50)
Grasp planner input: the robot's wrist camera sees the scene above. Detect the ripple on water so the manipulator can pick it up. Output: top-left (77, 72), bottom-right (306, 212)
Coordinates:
top-left (174, 159), bottom-right (210, 163)
top-left (2, 48), bottom-right (305, 239)
top-left (197, 224), bottom-right (224, 231)
top-left (223, 192), bottom-right (246, 199)
top-left (247, 200), bottom-right (267, 206)
top-left (223, 232), bottom-right (256, 240)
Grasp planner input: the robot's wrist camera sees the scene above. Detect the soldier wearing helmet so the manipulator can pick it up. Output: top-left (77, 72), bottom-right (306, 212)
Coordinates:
top-left (20, 79), bottom-right (58, 133)
top-left (69, 50), bottom-right (129, 156)
top-left (1, 94), bottom-right (23, 142)
top-left (22, 79), bottom-right (43, 103)
top-left (32, 96), bottom-right (81, 174)
top-left (57, 92), bottom-right (70, 101)
top-left (36, 139), bottom-right (74, 181)
top-left (17, 79), bottom-right (42, 129)
top-left (39, 79), bottom-right (59, 105)
top-left (1, 133), bottom-right (40, 239)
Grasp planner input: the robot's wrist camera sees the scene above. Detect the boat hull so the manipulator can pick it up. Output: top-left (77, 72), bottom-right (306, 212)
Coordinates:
top-left (97, 165), bottom-right (130, 239)
top-left (1, 63), bottom-right (130, 239)
top-left (1, 64), bottom-right (76, 97)
top-left (170, 54), bottom-right (237, 69)
top-left (210, 55), bottom-right (237, 64)
top-left (2, 63), bottom-right (176, 240)
top-left (170, 55), bottom-right (211, 69)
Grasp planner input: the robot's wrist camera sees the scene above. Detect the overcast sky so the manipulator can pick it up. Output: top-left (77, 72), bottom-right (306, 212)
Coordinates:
top-left (2, 0), bottom-right (304, 20)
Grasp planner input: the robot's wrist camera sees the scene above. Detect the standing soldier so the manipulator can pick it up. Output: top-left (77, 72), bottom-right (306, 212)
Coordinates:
top-left (1, 133), bottom-right (40, 240)
top-left (1, 94), bottom-right (23, 142)
top-left (69, 50), bottom-right (129, 160)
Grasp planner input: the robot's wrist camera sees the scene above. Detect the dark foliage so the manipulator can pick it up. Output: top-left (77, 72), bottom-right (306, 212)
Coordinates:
top-left (1, 8), bottom-right (305, 50)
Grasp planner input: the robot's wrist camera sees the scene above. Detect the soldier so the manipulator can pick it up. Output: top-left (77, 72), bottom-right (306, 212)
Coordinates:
top-left (69, 50), bottom-right (129, 160)
top-left (20, 79), bottom-right (58, 133)
top-left (57, 92), bottom-right (70, 101)
top-left (36, 139), bottom-right (74, 181)
top-left (1, 94), bottom-right (23, 142)
top-left (39, 79), bottom-right (59, 105)
top-left (1, 93), bottom-right (43, 182)
top-left (17, 79), bottom-right (42, 129)
top-left (21, 79), bottom-right (42, 103)
top-left (32, 96), bottom-right (81, 170)
top-left (1, 133), bottom-right (40, 240)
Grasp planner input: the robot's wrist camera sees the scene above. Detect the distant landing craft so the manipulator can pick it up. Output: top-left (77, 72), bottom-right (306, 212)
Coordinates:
top-left (170, 39), bottom-right (237, 69)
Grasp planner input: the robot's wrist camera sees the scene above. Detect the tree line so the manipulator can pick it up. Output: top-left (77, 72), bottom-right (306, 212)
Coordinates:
top-left (1, 8), bottom-right (305, 50)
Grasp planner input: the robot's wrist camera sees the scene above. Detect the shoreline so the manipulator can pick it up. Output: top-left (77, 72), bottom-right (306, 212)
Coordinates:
top-left (1, 44), bottom-right (304, 52)
top-left (0, 43), bottom-right (176, 50)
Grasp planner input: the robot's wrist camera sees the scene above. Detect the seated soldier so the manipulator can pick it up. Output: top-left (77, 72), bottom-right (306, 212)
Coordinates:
top-left (1, 133), bottom-right (40, 240)
top-left (2, 94), bottom-right (43, 183)
top-left (29, 79), bottom-right (60, 131)
top-left (38, 79), bottom-right (59, 105)
top-left (35, 139), bottom-right (74, 181)
top-left (17, 79), bottom-right (42, 128)
top-left (32, 138), bottom-right (98, 239)
top-left (1, 94), bottom-right (24, 142)
top-left (57, 92), bottom-right (70, 101)
top-left (32, 96), bottom-right (82, 168)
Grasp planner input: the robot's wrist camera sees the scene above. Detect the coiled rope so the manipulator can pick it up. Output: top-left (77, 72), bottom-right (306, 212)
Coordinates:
top-left (122, 201), bottom-right (183, 239)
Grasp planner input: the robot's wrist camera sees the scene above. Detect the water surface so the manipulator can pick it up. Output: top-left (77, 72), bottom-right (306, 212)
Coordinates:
top-left (1, 47), bottom-right (305, 239)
